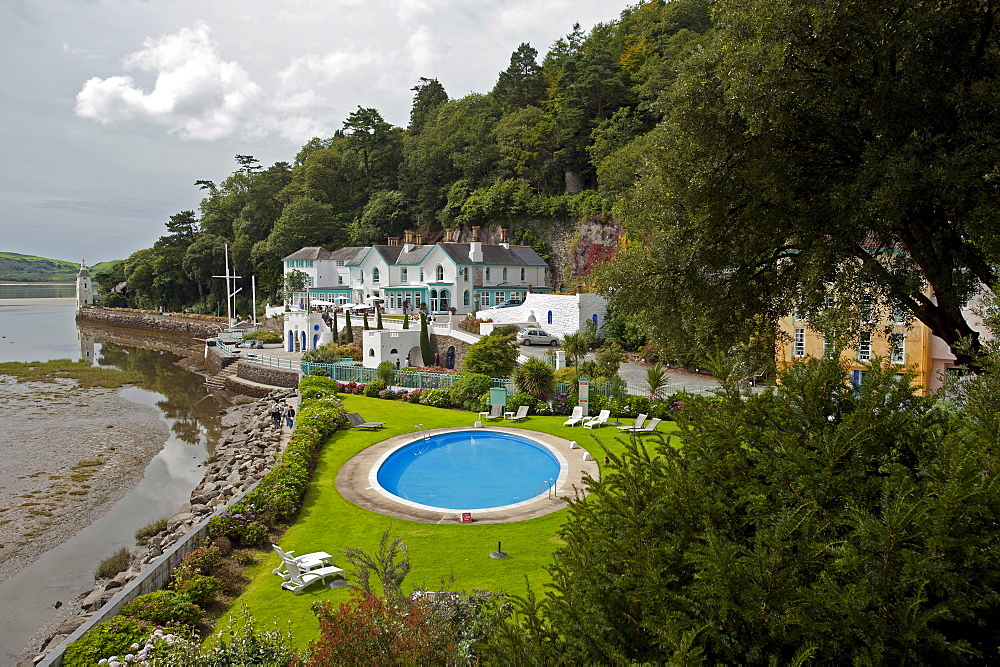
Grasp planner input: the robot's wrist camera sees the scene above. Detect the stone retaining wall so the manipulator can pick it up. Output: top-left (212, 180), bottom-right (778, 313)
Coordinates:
top-left (76, 307), bottom-right (224, 337)
top-left (236, 360), bottom-right (300, 388)
top-left (36, 389), bottom-right (297, 666)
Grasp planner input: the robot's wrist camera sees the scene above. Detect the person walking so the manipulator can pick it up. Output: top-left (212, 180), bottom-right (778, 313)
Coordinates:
top-left (282, 402), bottom-right (296, 429)
top-left (269, 401), bottom-right (282, 430)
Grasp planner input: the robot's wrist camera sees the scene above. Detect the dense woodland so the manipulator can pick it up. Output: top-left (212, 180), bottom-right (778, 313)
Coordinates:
top-left (96, 0), bottom-right (712, 347)
top-left (100, 0), bottom-right (1000, 373)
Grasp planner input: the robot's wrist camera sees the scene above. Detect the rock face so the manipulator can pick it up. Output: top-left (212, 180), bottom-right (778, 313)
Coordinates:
top-left (35, 388), bottom-right (297, 662)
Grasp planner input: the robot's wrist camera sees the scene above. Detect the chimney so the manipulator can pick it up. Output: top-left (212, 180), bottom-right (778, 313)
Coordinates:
top-left (499, 227), bottom-right (509, 243)
top-left (444, 228), bottom-right (457, 243)
top-left (469, 241), bottom-right (483, 263)
top-left (414, 232), bottom-right (424, 245)
top-left (471, 226), bottom-right (480, 242)
top-left (387, 236), bottom-right (400, 246)
top-left (403, 243), bottom-right (414, 253)
top-left (500, 242), bottom-right (510, 250)
top-left (404, 230), bottom-right (414, 244)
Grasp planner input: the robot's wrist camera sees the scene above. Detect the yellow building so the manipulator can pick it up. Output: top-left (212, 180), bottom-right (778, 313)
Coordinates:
top-left (777, 293), bottom-right (988, 394)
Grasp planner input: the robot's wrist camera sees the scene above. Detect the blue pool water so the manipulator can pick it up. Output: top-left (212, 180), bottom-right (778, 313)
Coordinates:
top-left (376, 430), bottom-right (561, 510)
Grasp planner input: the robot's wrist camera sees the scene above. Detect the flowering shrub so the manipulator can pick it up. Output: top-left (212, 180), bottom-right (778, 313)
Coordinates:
top-left (65, 617), bottom-right (159, 666)
top-left (337, 381), bottom-right (364, 395)
top-left (505, 392), bottom-right (544, 415)
top-left (379, 388), bottom-right (406, 401)
top-left (169, 572), bottom-right (218, 608)
top-left (206, 504), bottom-right (269, 546)
top-left (299, 375), bottom-right (339, 400)
top-left (406, 388), bottom-right (427, 404)
top-left (176, 545), bottom-right (222, 575)
top-left (97, 627), bottom-right (194, 665)
top-left (121, 590), bottom-right (202, 628)
top-left (363, 380), bottom-right (385, 397)
top-left (419, 388), bottom-right (453, 408)
top-left (550, 391), bottom-right (578, 416)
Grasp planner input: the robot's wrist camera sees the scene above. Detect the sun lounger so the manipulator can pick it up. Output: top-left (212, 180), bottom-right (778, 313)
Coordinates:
top-left (347, 412), bottom-right (385, 430)
top-left (633, 417), bottom-right (662, 434)
top-left (505, 405), bottom-right (529, 422)
top-left (617, 413), bottom-right (648, 432)
top-left (563, 406), bottom-right (584, 426)
top-left (583, 409), bottom-right (611, 429)
top-left (271, 544), bottom-right (334, 579)
top-left (280, 559), bottom-right (345, 595)
top-left (479, 404), bottom-right (504, 421)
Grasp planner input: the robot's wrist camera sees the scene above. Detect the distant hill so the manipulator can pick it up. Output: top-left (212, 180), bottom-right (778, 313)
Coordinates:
top-left (0, 252), bottom-right (118, 282)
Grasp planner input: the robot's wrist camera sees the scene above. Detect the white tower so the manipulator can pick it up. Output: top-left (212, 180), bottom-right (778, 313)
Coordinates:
top-left (76, 261), bottom-right (93, 308)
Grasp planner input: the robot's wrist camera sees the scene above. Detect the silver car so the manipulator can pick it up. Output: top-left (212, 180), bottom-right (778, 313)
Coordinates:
top-left (516, 328), bottom-right (558, 346)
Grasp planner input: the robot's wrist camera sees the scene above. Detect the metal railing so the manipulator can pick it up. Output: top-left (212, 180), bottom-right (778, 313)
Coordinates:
top-left (243, 354), bottom-right (301, 371)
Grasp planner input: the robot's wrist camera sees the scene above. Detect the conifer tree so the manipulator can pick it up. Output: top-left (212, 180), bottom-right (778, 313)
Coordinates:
top-left (419, 312), bottom-right (433, 366)
top-left (344, 310), bottom-right (354, 343)
top-left (331, 310), bottom-right (339, 344)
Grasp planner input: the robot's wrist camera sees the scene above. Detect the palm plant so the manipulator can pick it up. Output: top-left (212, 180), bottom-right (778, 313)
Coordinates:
top-left (562, 332), bottom-right (589, 369)
top-left (645, 362), bottom-right (670, 401)
top-left (512, 357), bottom-right (555, 402)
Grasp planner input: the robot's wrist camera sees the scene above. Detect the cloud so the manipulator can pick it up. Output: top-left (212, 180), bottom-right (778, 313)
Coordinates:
top-left (75, 22), bottom-right (262, 140)
top-left (35, 198), bottom-right (168, 218)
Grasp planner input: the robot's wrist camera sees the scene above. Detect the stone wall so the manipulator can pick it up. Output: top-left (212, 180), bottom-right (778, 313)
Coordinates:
top-left (430, 333), bottom-right (475, 372)
top-left (76, 307), bottom-right (224, 337)
top-left (236, 361), bottom-right (300, 388)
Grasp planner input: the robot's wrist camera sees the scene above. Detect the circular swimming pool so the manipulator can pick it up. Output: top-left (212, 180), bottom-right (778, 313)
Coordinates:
top-left (371, 429), bottom-right (564, 512)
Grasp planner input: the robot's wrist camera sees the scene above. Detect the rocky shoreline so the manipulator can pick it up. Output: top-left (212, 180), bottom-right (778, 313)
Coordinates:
top-left (27, 388), bottom-right (297, 664)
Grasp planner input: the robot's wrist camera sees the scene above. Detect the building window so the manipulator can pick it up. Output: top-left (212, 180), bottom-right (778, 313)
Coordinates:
top-left (892, 303), bottom-right (907, 325)
top-left (358, 269), bottom-right (364, 284)
top-left (823, 292), bottom-right (835, 309)
top-left (436, 265), bottom-right (444, 281)
top-left (793, 328), bottom-right (806, 358)
top-left (463, 290), bottom-right (470, 306)
top-left (338, 275), bottom-right (343, 285)
top-left (497, 291), bottom-right (506, 305)
top-left (823, 334), bottom-right (835, 358)
top-left (372, 267), bottom-right (380, 283)
top-left (486, 267), bottom-right (492, 282)
top-left (520, 268), bottom-right (526, 282)
top-left (336, 260), bottom-right (345, 267)
top-left (860, 300), bottom-right (873, 324)
top-left (547, 310), bottom-right (553, 325)
top-left (481, 292), bottom-right (491, 307)
top-left (439, 289), bottom-right (450, 310)
top-left (462, 267), bottom-right (469, 282)
top-left (420, 268), bottom-right (424, 281)
top-left (890, 333), bottom-right (906, 364)
top-left (502, 267), bottom-right (508, 282)
top-left (401, 267), bottom-right (408, 282)
top-left (857, 331), bottom-right (872, 362)
top-left (430, 289), bottom-right (438, 311)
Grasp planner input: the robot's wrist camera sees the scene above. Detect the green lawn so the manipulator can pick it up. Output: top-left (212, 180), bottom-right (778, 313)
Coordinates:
top-left (216, 396), bottom-right (678, 649)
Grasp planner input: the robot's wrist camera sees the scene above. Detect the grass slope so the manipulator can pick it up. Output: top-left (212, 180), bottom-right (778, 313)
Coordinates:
top-left (218, 395), bottom-right (678, 651)
top-left (0, 252), bottom-right (118, 282)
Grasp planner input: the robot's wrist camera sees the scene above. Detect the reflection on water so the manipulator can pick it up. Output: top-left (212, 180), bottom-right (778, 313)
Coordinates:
top-left (0, 302), bottom-right (227, 662)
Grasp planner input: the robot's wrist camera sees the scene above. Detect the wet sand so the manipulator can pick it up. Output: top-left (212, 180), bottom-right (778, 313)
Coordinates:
top-left (0, 377), bottom-right (171, 584)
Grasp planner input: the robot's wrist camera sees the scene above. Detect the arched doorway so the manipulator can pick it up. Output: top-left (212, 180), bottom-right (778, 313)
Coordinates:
top-left (446, 346), bottom-right (456, 369)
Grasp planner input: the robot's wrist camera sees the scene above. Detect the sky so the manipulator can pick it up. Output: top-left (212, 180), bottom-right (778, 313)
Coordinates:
top-left (0, 0), bottom-right (632, 265)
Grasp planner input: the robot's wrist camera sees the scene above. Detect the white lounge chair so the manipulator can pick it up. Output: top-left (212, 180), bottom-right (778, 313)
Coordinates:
top-left (347, 412), bottom-right (385, 430)
top-left (617, 413), bottom-right (648, 432)
top-left (583, 409), bottom-right (611, 429)
top-left (271, 544), bottom-right (334, 579)
top-left (505, 405), bottom-right (529, 422)
top-left (563, 406), bottom-right (584, 427)
top-left (479, 404), bottom-right (504, 421)
top-left (633, 417), bottom-right (662, 435)
top-left (280, 559), bottom-right (345, 595)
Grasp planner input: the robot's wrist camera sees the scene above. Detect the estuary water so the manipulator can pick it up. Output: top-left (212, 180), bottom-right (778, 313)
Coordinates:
top-left (0, 292), bottom-right (225, 662)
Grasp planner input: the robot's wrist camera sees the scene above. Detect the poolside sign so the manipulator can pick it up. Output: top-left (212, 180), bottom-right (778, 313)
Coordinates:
top-left (461, 512), bottom-right (473, 523)
top-left (578, 377), bottom-right (590, 417)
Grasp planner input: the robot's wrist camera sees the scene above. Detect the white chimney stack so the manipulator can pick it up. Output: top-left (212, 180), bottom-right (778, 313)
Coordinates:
top-left (469, 241), bottom-right (482, 262)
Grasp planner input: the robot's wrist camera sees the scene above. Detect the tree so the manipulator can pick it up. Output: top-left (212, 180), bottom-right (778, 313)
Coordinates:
top-left (644, 362), bottom-right (669, 401)
top-left (462, 333), bottom-right (518, 377)
top-left (602, 0), bottom-right (1000, 369)
top-left (283, 270), bottom-right (308, 307)
top-left (344, 310), bottom-right (354, 343)
top-left (562, 332), bottom-right (589, 369)
top-left (492, 43), bottom-right (546, 111)
top-left (343, 106), bottom-right (396, 182)
top-left (182, 233), bottom-right (226, 300)
top-left (157, 210), bottom-right (199, 248)
top-left (511, 358), bottom-right (555, 401)
top-left (264, 197), bottom-right (346, 260)
top-left (331, 310), bottom-right (339, 344)
top-left (408, 77), bottom-right (448, 133)
top-left (419, 312), bottom-right (433, 366)
top-left (488, 358), bottom-right (1000, 663)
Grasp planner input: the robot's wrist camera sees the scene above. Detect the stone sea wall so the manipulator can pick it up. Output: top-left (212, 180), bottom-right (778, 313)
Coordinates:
top-left (36, 389), bottom-right (297, 666)
top-left (76, 307), bottom-right (224, 338)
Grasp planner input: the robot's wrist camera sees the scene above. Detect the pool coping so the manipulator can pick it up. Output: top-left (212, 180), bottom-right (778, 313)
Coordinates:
top-left (336, 426), bottom-right (601, 524)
